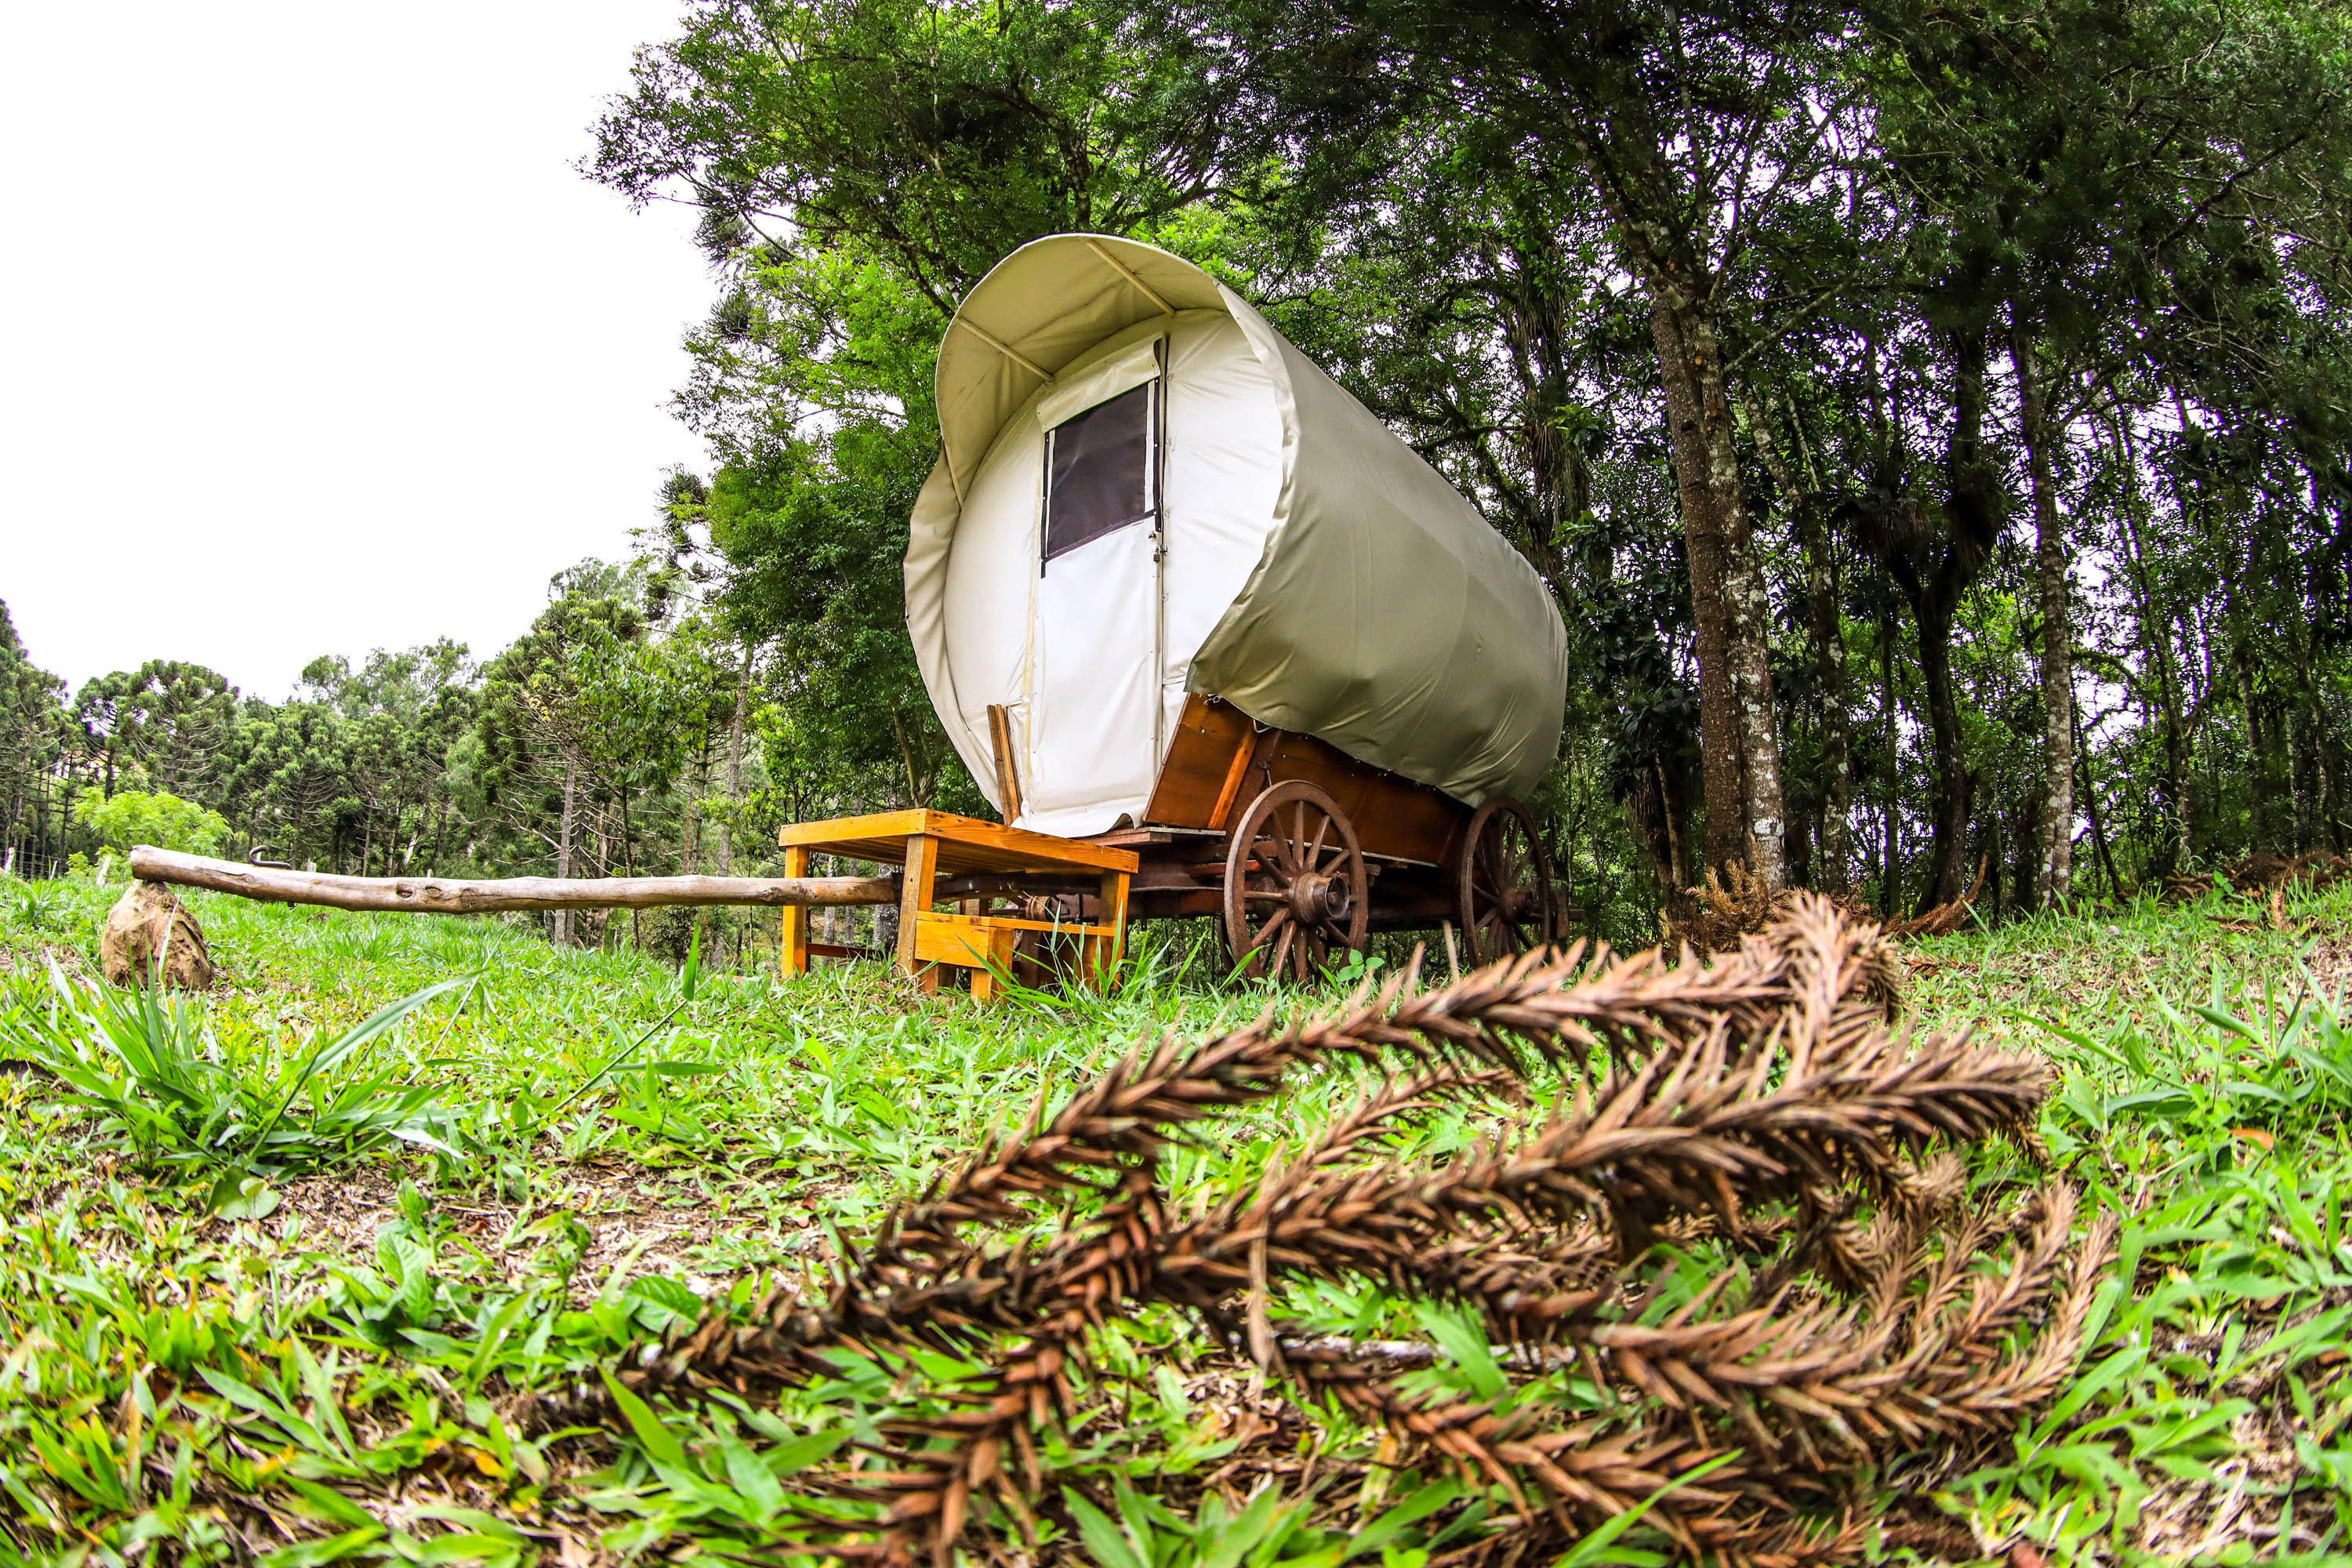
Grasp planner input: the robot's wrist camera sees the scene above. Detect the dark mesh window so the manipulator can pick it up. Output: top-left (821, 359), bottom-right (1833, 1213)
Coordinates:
top-left (1044, 382), bottom-right (1154, 566)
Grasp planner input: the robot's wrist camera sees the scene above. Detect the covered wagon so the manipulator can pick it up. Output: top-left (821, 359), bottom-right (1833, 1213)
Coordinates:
top-left (781, 234), bottom-right (1570, 989)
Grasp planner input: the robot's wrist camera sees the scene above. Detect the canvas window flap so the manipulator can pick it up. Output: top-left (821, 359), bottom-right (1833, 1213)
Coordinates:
top-left (1036, 338), bottom-right (1161, 430)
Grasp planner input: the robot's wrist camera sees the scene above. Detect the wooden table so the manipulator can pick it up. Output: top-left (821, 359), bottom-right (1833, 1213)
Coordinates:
top-left (777, 811), bottom-right (1138, 1000)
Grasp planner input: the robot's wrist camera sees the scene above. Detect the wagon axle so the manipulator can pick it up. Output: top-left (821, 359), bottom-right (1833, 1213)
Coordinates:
top-left (1287, 869), bottom-right (1355, 927)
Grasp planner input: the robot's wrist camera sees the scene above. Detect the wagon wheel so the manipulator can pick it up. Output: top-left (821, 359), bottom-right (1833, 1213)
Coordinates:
top-left (1455, 796), bottom-right (1556, 966)
top-left (1222, 781), bottom-right (1370, 982)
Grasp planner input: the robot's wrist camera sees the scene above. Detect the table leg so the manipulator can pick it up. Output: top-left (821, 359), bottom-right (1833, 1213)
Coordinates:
top-left (970, 927), bottom-right (1017, 1004)
top-left (1087, 869), bottom-right (1131, 989)
top-left (898, 833), bottom-right (940, 991)
top-left (780, 846), bottom-right (810, 978)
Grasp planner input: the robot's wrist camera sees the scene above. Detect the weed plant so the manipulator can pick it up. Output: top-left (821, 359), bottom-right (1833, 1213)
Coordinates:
top-left (0, 872), bottom-right (2344, 1563)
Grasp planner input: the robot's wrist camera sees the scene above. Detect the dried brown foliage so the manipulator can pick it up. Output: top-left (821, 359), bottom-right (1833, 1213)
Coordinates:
top-left (2165, 851), bottom-right (2351, 903)
top-left (1664, 844), bottom-right (1880, 954)
top-left (610, 898), bottom-right (2109, 1565)
top-left (1883, 858), bottom-right (1990, 940)
top-left (1663, 858), bottom-right (1779, 954)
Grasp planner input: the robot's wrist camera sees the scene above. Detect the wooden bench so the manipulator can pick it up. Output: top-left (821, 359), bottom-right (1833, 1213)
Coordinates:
top-left (777, 811), bottom-right (1138, 1000)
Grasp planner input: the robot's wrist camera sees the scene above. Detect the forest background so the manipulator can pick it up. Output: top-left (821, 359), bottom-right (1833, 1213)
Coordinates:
top-left (6, 0), bottom-right (2351, 950)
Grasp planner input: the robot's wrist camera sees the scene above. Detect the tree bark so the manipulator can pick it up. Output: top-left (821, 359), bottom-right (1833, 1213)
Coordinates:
top-left (1911, 593), bottom-right (1973, 913)
top-left (2073, 702), bottom-right (2122, 894)
top-left (129, 847), bottom-right (898, 914)
top-left (2009, 327), bottom-right (2073, 908)
top-left (1868, 325), bottom-right (1994, 912)
top-left (681, 739), bottom-right (708, 876)
top-left (1649, 298), bottom-right (1786, 887)
top-left (2240, 654), bottom-right (2278, 851)
top-left (1740, 386), bottom-right (1848, 888)
top-left (1799, 497), bottom-right (1850, 891)
top-left (1878, 614), bottom-right (1900, 915)
top-left (2117, 416), bottom-right (2198, 871)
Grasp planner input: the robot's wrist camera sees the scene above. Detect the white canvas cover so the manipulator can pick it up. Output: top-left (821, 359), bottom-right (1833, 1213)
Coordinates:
top-left (905, 234), bottom-right (1568, 835)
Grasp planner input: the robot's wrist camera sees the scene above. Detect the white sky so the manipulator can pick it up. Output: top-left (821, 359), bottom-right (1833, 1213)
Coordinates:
top-left (1, 2), bottom-right (717, 701)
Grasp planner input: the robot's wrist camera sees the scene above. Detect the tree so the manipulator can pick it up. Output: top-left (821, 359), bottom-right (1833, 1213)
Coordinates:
top-left (0, 601), bottom-right (68, 871)
top-left (593, 0), bottom-right (1258, 820)
top-left (227, 702), bottom-right (350, 870)
top-left (476, 564), bottom-right (691, 943)
top-left (1167, 0), bottom-right (1879, 887)
top-left (71, 661), bottom-right (238, 802)
top-left (294, 642), bottom-right (476, 876)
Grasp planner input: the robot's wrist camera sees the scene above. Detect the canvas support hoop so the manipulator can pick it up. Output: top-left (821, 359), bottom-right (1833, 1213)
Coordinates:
top-left (953, 317), bottom-right (1053, 380)
top-left (1086, 238), bottom-right (1178, 316)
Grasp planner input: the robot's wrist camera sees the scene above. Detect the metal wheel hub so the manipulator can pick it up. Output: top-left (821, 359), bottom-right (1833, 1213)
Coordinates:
top-left (1288, 872), bottom-right (1353, 926)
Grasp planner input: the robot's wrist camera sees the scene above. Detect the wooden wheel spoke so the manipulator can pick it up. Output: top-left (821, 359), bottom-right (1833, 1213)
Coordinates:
top-left (1225, 780), bottom-right (1367, 984)
top-left (1457, 796), bottom-right (1553, 966)
top-left (1296, 927), bottom-right (1327, 979)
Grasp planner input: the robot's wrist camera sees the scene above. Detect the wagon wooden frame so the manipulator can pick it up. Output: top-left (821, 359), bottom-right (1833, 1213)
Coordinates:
top-left (778, 692), bottom-right (1560, 994)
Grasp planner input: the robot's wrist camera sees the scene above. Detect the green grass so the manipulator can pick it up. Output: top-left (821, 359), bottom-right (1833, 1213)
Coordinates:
top-left (0, 872), bottom-right (2347, 1565)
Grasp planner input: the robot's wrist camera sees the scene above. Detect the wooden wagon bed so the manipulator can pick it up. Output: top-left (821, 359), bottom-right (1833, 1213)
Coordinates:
top-left (778, 811), bottom-right (1134, 1000)
top-left (780, 695), bottom-right (1558, 996)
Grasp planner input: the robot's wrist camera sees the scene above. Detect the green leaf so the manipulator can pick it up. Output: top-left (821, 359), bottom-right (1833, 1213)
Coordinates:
top-left (1062, 1489), bottom-right (1150, 1568)
top-left (252, 976), bottom-right (470, 1151)
top-left (257, 1526), bottom-right (385, 1566)
top-left (1413, 1303), bottom-right (1504, 1399)
top-left (1552, 1451), bottom-right (1740, 1567)
top-left (2189, 1003), bottom-right (2265, 1043)
top-left (1199, 1484), bottom-right (1291, 1568)
top-left (714, 1429), bottom-right (786, 1520)
top-left (764, 1425), bottom-right (851, 1477)
top-left (209, 1173), bottom-right (281, 1220)
top-left (597, 1369), bottom-right (688, 1469)
top-left (284, 1477), bottom-right (379, 1530)
top-left (1344, 1481), bottom-right (1461, 1559)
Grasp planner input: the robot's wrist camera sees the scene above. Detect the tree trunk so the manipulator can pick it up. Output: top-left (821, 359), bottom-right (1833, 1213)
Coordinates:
top-left (2074, 701), bottom-right (2122, 894)
top-left (2238, 653), bottom-right (2274, 851)
top-left (1802, 514), bottom-right (1850, 892)
top-left (1740, 387), bottom-right (1848, 889)
top-left (1879, 615), bottom-right (1900, 915)
top-left (681, 739), bottom-right (708, 876)
top-left (717, 646), bottom-right (751, 877)
top-left (1648, 298), bottom-right (1785, 887)
top-left (2009, 327), bottom-right (2073, 908)
top-left (554, 757), bottom-right (579, 946)
top-left (1884, 324), bottom-right (1995, 913)
top-left (1910, 593), bottom-right (1974, 913)
top-left (2122, 413), bottom-right (2199, 870)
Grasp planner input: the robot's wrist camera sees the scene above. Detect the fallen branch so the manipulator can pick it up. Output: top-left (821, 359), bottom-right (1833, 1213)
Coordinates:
top-left (588, 897), bottom-right (2107, 1566)
top-left (126, 846), bottom-right (901, 915)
